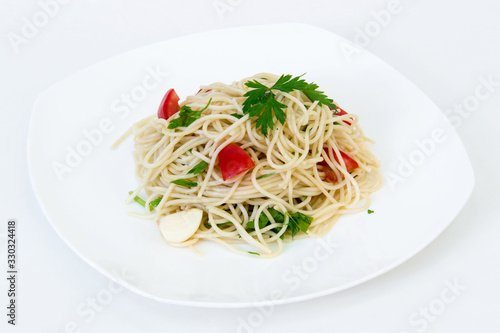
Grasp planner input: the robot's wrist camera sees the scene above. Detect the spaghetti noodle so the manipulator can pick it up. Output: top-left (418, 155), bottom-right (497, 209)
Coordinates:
top-left (121, 73), bottom-right (382, 257)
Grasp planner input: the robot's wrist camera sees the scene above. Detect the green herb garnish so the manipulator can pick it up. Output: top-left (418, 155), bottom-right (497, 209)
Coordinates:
top-left (171, 179), bottom-right (198, 187)
top-left (246, 214), bottom-right (269, 230)
top-left (286, 211), bottom-right (313, 238)
top-left (245, 208), bottom-right (312, 239)
top-left (149, 197), bottom-right (162, 208)
top-left (248, 251), bottom-right (260, 256)
top-left (268, 208), bottom-right (285, 223)
top-left (256, 172), bottom-right (275, 180)
top-left (204, 221), bottom-right (233, 229)
top-left (368, 209), bottom-right (374, 214)
top-left (128, 192), bottom-right (162, 209)
top-left (247, 208), bottom-right (284, 230)
top-left (129, 191), bottom-right (146, 207)
top-left (167, 98), bottom-right (212, 129)
top-left (188, 161), bottom-right (209, 175)
top-left (230, 113), bottom-right (243, 119)
top-left (242, 74), bottom-right (334, 136)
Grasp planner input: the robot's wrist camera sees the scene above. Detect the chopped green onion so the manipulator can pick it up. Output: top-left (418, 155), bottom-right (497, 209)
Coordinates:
top-left (171, 179), bottom-right (198, 187)
top-left (256, 172), bottom-right (276, 180)
top-left (128, 191), bottom-right (146, 207)
top-left (149, 197), bottom-right (162, 208)
top-left (129, 192), bottom-right (162, 209)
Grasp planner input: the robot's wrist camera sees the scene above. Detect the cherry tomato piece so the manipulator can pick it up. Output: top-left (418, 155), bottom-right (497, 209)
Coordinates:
top-left (158, 88), bottom-right (180, 120)
top-left (319, 148), bottom-right (359, 171)
top-left (319, 148), bottom-right (359, 183)
top-left (218, 144), bottom-right (255, 181)
top-left (333, 107), bottom-right (352, 125)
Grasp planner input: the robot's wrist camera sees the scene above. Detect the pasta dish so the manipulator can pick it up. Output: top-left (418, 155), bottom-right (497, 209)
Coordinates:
top-left (115, 73), bottom-right (382, 257)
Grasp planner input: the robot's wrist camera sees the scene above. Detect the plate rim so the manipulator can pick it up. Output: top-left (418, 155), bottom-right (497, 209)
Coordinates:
top-left (27, 22), bottom-right (476, 308)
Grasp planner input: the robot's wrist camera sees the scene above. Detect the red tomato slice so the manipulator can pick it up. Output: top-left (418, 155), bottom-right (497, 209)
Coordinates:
top-left (157, 88), bottom-right (180, 120)
top-left (196, 88), bottom-right (212, 94)
top-left (337, 150), bottom-right (359, 171)
top-left (324, 168), bottom-right (339, 183)
top-left (218, 144), bottom-right (255, 181)
top-left (319, 148), bottom-right (359, 170)
top-left (319, 148), bottom-right (359, 183)
top-left (332, 107), bottom-right (352, 125)
top-left (335, 108), bottom-right (349, 116)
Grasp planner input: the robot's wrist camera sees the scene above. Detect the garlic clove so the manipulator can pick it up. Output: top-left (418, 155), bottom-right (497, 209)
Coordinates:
top-left (157, 209), bottom-right (203, 243)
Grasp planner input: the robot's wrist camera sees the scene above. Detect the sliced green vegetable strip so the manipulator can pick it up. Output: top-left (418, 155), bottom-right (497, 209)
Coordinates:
top-left (171, 179), bottom-right (198, 187)
top-left (256, 172), bottom-right (275, 180)
top-left (128, 191), bottom-right (146, 207)
top-left (188, 161), bottom-right (209, 175)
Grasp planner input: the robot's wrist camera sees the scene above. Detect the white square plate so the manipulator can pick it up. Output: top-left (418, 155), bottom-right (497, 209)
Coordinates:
top-left (27, 24), bottom-right (474, 307)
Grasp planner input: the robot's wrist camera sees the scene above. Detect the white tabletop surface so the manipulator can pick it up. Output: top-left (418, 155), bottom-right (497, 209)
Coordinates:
top-left (1, 0), bottom-right (499, 332)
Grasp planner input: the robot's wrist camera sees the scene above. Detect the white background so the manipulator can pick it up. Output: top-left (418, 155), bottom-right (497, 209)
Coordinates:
top-left (1, 0), bottom-right (500, 332)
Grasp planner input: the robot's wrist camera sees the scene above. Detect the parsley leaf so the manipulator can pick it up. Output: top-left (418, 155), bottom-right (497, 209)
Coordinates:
top-left (245, 208), bottom-right (313, 239)
top-left (268, 208), bottom-right (285, 223)
top-left (188, 161), bottom-right (208, 175)
top-left (286, 211), bottom-right (313, 238)
top-left (171, 179), bottom-right (198, 187)
top-left (243, 74), bottom-right (334, 136)
top-left (243, 90), bottom-right (287, 137)
top-left (246, 213), bottom-right (268, 230)
top-left (368, 209), bottom-right (374, 214)
top-left (246, 208), bottom-right (284, 230)
top-left (167, 98), bottom-right (212, 129)
top-left (230, 113), bottom-right (243, 119)
top-left (301, 82), bottom-right (334, 108)
top-left (271, 74), bottom-right (310, 92)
